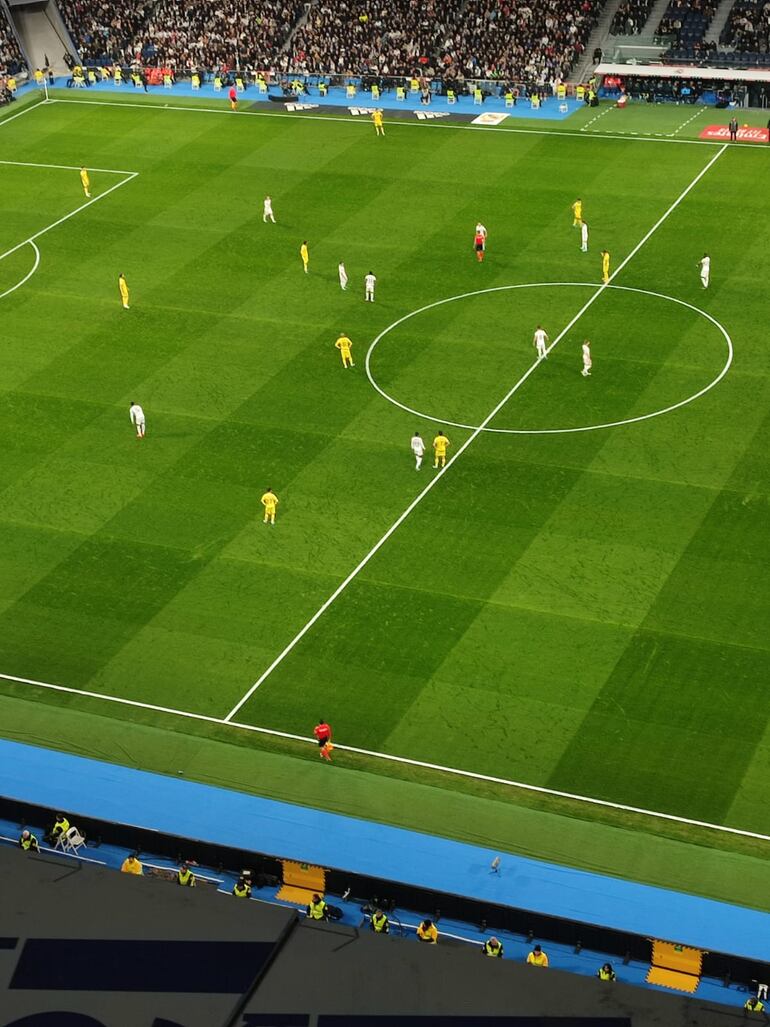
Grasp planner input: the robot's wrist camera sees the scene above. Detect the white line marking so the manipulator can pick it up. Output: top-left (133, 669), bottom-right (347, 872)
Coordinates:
top-left (366, 283), bottom-right (734, 434)
top-left (0, 241), bottom-right (40, 300)
top-left (2, 668), bottom-right (770, 842)
top-left (0, 158), bottom-right (137, 175)
top-left (47, 95), bottom-right (723, 147)
top-left (580, 105), bottom-right (614, 132)
top-left (668, 105), bottom-right (707, 138)
top-left (0, 171), bottom-right (139, 265)
top-left (0, 96), bottom-right (47, 130)
top-left (224, 143), bottom-right (728, 721)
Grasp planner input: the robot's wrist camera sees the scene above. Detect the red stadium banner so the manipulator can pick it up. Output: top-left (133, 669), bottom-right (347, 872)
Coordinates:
top-left (700, 125), bottom-right (769, 143)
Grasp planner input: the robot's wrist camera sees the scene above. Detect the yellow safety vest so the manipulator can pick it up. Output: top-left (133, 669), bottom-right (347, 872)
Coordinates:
top-left (233, 882), bottom-right (251, 898)
top-left (177, 868), bottom-right (195, 887)
top-left (483, 940), bottom-right (503, 956)
top-left (20, 835), bottom-right (38, 851)
top-left (53, 817), bottom-right (69, 837)
top-left (371, 912), bottom-right (389, 932)
top-left (308, 898), bottom-right (327, 920)
top-left (746, 999), bottom-right (765, 1012)
top-left (598, 967), bottom-right (615, 980)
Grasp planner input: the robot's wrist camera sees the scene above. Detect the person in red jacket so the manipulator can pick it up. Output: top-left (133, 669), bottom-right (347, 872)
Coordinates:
top-left (474, 230), bottom-right (485, 263)
top-left (313, 719), bottom-right (333, 761)
top-left (229, 85), bottom-right (238, 111)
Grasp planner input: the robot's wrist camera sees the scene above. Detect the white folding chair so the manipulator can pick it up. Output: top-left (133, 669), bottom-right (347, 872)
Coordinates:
top-left (60, 826), bottom-right (86, 855)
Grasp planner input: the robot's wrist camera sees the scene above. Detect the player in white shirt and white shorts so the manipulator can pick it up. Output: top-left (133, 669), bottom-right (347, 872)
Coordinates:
top-left (533, 325), bottom-right (549, 360)
top-left (339, 262), bottom-right (348, 290)
top-left (129, 402), bottom-right (146, 438)
top-left (699, 253), bottom-right (710, 288)
top-left (581, 340), bottom-right (592, 377)
top-left (365, 272), bottom-right (376, 302)
top-left (411, 432), bottom-right (425, 469)
top-left (263, 196), bottom-right (275, 223)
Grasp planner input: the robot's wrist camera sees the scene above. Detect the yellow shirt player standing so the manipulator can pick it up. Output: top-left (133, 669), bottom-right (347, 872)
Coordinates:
top-left (80, 166), bottom-right (91, 198)
top-left (372, 109), bottom-right (384, 136)
top-left (261, 487), bottom-right (278, 525)
top-left (601, 249), bottom-right (610, 284)
top-left (300, 240), bottom-right (309, 274)
top-left (118, 273), bottom-right (130, 309)
top-left (433, 430), bottom-right (450, 469)
top-left (571, 198), bottom-right (582, 227)
top-left (335, 333), bottom-right (354, 368)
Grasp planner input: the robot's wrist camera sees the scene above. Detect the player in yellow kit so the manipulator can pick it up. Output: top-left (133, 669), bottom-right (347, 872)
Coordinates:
top-left (372, 109), bottom-right (384, 136)
top-left (433, 430), bottom-right (450, 469)
top-left (335, 333), bottom-right (354, 368)
top-left (261, 487), bottom-right (278, 524)
top-left (601, 249), bottom-right (610, 284)
top-left (118, 273), bottom-right (130, 309)
top-left (571, 198), bottom-right (582, 227)
top-left (80, 166), bottom-right (91, 198)
top-left (300, 240), bottom-right (309, 273)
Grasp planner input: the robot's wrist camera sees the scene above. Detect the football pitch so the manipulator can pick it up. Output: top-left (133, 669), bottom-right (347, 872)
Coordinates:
top-left (2, 92), bottom-right (770, 905)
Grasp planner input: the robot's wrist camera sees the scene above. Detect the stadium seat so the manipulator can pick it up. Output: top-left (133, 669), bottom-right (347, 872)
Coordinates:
top-left (163, 74), bottom-right (172, 88)
top-left (191, 74), bottom-right (200, 90)
top-left (236, 76), bottom-right (244, 92)
top-left (214, 76), bottom-right (222, 91)
top-left (371, 84), bottom-right (380, 100)
top-left (504, 91), bottom-right (514, 107)
top-left (346, 83), bottom-right (356, 98)
top-left (474, 88), bottom-right (482, 104)
top-left (396, 86), bottom-right (405, 101)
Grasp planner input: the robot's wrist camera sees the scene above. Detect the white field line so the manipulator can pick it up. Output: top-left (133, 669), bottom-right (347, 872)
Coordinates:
top-left (580, 105), bottom-right (613, 132)
top-left (0, 158), bottom-right (137, 175)
top-left (224, 142), bottom-right (729, 722)
top-left (2, 668), bottom-right (769, 842)
top-left (0, 171), bottom-right (138, 265)
top-left (47, 95), bottom-right (722, 148)
top-left (0, 241), bottom-right (40, 299)
top-left (668, 105), bottom-right (708, 138)
top-left (0, 95), bottom-right (47, 130)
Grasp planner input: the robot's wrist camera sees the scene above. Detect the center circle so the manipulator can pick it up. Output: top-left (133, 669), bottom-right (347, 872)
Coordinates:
top-left (365, 283), bottom-right (733, 435)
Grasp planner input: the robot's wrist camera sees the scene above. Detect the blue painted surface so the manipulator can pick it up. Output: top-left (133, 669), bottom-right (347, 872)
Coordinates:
top-left (21, 76), bottom-right (584, 120)
top-left (0, 738), bottom-right (767, 967)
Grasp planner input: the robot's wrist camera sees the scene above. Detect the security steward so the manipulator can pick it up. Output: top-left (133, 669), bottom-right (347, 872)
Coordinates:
top-left (370, 909), bottom-right (389, 934)
top-left (233, 876), bottom-right (252, 899)
top-left (416, 919), bottom-right (438, 944)
top-left (177, 863), bottom-right (196, 887)
top-left (744, 995), bottom-right (768, 1018)
top-left (307, 893), bottom-right (328, 920)
top-left (47, 814), bottom-right (70, 844)
top-left (482, 936), bottom-right (504, 957)
top-left (19, 830), bottom-right (39, 852)
top-left (597, 962), bottom-right (616, 981)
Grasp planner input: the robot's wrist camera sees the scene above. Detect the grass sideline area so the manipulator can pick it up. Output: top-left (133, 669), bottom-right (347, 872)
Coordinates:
top-left (1, 92), bottom-right (770, 905)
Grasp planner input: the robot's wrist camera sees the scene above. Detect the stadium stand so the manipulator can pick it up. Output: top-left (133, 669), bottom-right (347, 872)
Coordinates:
top-left (720, 0), bottom-right (770, 54)
top-left (57, 0), bottom-right (152, 63)
top-left (657, 0), bottom-right (719, 59)
top-left (0, 4), bottom-right (25, 75)
top-left (610, 0), bottom-right (655, 35)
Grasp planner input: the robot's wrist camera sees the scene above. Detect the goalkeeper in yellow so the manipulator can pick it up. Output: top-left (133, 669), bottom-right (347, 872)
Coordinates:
top-left (261, 487), bottom-right (278, 525)
top-left (80, 166), bottom-right (91, 198)
top-left (118, 273), bottom-right (130, 309)
top-left (433, 430), bottom-right (450, 469)
top-left (571, 198), bottom-right (582, 227)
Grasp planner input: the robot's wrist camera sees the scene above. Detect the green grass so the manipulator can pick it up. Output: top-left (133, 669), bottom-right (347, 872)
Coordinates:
top-left (2, 91), bottom-right (770, 905)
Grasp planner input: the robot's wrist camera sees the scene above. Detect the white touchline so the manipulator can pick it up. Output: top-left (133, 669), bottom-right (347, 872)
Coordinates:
top-left (0, 158), bottom-right (137, 175)
top-left (0, 241), bottom-right (40, 300)
top-left (0, 95), bottom-right (46, 130)
top-left (0, 170), bottom-right (138, 265)
top-left (1, 668), bottom-right (769, 843)
top-left (224, 142), bottom-right (728, 723)
top-left (48, 95), bottom-right (722, 148)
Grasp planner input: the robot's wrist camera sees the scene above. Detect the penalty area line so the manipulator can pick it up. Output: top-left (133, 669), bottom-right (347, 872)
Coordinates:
top-left (1, 668), bottom-right (769, 844)
top-left (224, 141), bottom-right (729, 722)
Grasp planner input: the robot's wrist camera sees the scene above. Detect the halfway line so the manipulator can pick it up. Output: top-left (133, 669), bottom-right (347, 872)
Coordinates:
top-left (224, 141), bottom-right (728, 722)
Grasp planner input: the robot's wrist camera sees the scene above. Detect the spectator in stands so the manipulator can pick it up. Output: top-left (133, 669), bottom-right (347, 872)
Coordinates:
top-left (370, 908), bottom-right (390, 933)
top-left (121, 853), bottom-right (143, 874)
top-left (526, 943), bottom-right (549, 966)
top-left (233, 875), bottom-right (252, 898)
top-left (45, 813), bottom-right (70, 845)
top-left (416, 918), bottom-right (438, 943)
top-left (482, 936), bottom-right (504, 956)
top-left (597, 962), bottom-right (616, 980)
top-left (177, 862), bottom-right (196, 887)
top-left (0, 5), bottom-right (26, 75)
top-left (307, 893), bottom-right (328, 920)
top-left (19, 830), bottom-right (39, 852)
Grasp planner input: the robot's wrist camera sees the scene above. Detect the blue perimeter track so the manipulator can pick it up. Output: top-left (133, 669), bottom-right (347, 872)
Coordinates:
top-left (0, 738), bottom-right (768, 964)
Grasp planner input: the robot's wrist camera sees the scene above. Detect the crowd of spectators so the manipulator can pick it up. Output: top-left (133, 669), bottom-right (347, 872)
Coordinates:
top-left (0, 5), bottom-right (25, 78)
top-left (656, 0), bottom-right (718, 42)
top-left (721, 0), bottom-right (770, 52)
top-left (610, 0), bottom-right (654, 35)
top-left (54, 0), bottom-right (605, 90)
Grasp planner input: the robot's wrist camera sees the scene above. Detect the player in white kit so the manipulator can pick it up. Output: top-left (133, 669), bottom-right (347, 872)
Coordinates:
top-left (263, 196), bottom-right (275, 223)
top-left (533, 325), bottom-right (549, 360)
top-left (581, 221), bottom-right (589, 252)
top-left (475, 222), bottom-right (487, 240)
top-left (338, 262), bottom-right (348, 290)
top-left (581, 339), bottom-right (592, 377)
top-left (698, 253), bottom-right (710, 288)
top-left (129, 401), bottom-right (146, 438)
top-left (365, 271), bottom-right (377, 302)
top-left (411, 432), bottom-right (425, 469)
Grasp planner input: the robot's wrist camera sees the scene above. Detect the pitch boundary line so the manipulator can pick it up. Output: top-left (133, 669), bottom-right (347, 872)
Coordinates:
top-left (0, 241), bottom-right (40, 300)
top-left (365, 282), bottom-right (734, 434)
top-left (0, 95), bottom-right (47, 129)
top-left (47, 95), bottom-right (725, 147)
top-left (225, 142), bottom-right (728, 720)
top-left (0, 157), bottom-right (138, 175)
top-left (1, 668), bottom-right (769, 843)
